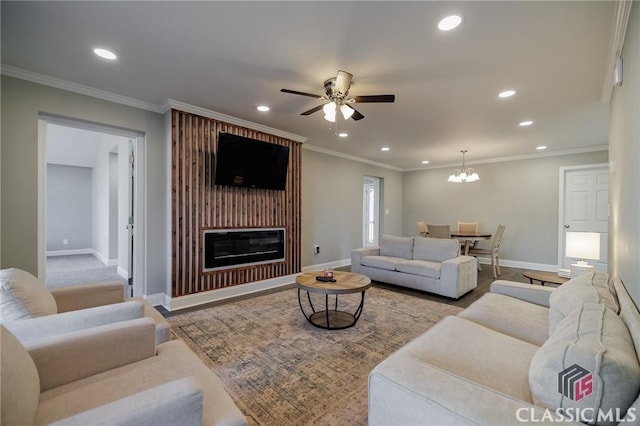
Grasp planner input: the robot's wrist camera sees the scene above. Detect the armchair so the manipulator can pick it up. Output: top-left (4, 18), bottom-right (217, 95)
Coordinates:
top-left (0, 268), bottom-right (170, 344)
top-left (1, 320), bottom-right (246, 425)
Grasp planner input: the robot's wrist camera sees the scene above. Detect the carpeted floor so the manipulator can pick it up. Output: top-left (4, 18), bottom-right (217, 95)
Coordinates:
top-left (168, 285), bottom-right (463, 426)
top-left (46, 254), bottom-right (126, 288)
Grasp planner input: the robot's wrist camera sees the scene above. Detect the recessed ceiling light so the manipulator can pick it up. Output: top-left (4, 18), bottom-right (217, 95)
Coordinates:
top-left (338, 132), bottom-right (348, 138)
top-left (438, 15), bottom-right (462, 31)
top-left (498, 89), bottom-right (516, 98)
top-left (381, 147), bottom-right (390, 151)
top-left (536, 146), bottom-right (547, 150)
top-left (519, 120), bottom-right (533, 126)
top-left (93, 48), bottom-right (117, 60)
top-left (422, 160), bottom-right (430, 164)
top-left (256, 105), bottom-right (270, 112)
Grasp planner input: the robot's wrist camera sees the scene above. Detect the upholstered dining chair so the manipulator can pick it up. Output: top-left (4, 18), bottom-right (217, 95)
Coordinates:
top-left (416, 221), bottom-right (429, 237)
top-left (426, 224), bottom-right (450, 239)
top-left (457, 222), bottom-right (480, 250)
top-left (468, 224), bottom-right (506, 279)
top-left (457, 222), bottom-right (479, 233)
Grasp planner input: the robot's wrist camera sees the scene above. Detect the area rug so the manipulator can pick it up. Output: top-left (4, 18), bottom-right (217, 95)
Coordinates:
top-left (168, 286), bottom-right (463, 426)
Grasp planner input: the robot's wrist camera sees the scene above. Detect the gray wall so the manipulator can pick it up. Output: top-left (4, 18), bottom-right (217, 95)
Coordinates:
top-left (301, 148), bottom-right (403, 267)
top-left (3, 17), bottom-right (638, 308)
top-left (0, 76), bottom-right (166, 296)
top-left (402, 151), bottom-right (608, 266)
top-left (609, 4), bottom-right (640, 305)
top-left (46, 164), bottom-right (93, 251)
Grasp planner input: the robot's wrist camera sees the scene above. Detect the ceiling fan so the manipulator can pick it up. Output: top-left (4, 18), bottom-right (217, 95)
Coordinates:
top-left (280, 70), bottom-right (395, 122)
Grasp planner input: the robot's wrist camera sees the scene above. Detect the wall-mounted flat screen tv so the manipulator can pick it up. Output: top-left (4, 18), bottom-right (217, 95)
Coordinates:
top-left (214, 132), bottom-right (290, 191)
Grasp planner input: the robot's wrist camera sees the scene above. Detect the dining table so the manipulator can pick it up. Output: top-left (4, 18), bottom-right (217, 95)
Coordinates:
top-left (450, 231), bottom-right (492, 255)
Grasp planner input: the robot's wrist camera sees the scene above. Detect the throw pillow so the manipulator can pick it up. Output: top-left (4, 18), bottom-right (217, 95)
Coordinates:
top-left (548, 271), bottom-right (619, 335)
top-left (379, 235), bottom-right (414, 259)
top-left (530, 303), bottom-right (640, 426)
top-left (0, 268), bottom-right (57, 321)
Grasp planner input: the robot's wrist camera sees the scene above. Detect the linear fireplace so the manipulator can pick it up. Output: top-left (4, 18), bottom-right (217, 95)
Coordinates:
top-left (203, 228), bottom-right (286, 271)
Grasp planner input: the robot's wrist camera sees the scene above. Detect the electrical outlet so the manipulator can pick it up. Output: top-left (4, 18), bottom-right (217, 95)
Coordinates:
top-left (62, 239), bottom-right (69, 246)
top-left (314, 245), bottom-right (320, 255)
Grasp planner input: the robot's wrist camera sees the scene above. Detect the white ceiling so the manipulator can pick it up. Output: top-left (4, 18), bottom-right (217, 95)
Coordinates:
top-left (1, 1), bottom-right (616, 170)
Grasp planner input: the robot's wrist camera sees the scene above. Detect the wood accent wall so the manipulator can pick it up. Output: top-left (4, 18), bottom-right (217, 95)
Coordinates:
top-left (171, 109), bottom-right (302, 297)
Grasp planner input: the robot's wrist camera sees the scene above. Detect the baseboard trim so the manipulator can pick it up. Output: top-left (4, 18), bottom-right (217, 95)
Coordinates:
top-left (165, 273), bottom-right (298, 312)
top-left (302, 258), bottom-right (351, 272)
top-left (480, 258), bottom-right (559, 272)
top-left (143, 292), bottom-right (166, 307)
top-left (46, 248), bottom-right (94, 257)
top-left (117, 267), bottom-right (129, 279)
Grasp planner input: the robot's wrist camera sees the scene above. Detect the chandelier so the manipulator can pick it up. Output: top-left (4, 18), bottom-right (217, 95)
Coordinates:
top-left (448, 150), bottom-right (480, 183)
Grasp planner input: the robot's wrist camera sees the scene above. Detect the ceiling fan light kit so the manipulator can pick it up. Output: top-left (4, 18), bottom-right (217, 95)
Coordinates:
top-left (448, 150), bottom-right (480, 183)
top-left (281, 70), bottom-right (395, 123)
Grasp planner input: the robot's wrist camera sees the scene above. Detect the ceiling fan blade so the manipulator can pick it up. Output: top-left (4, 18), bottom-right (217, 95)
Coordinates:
top-left (352, 94), bottom-right (396, 103)
top-left (280, 88), bottom-right (323, 99)
top-left (300, 104), bottom-right (325, 116)
top-left (350, 107), bottom-right (365, 121)
top-left (334, 70), bottom-right (353, 96)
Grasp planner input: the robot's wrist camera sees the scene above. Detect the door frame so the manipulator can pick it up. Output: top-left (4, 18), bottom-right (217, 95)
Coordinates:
top-left (37, 114), bottom-right (147, 297)
top-left (557, 163), bottom-right (609, 269)
top-left (362, 176), bottom-right (381, 247)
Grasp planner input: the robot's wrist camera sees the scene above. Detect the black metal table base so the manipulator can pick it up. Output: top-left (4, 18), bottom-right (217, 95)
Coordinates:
top-left (297, 289), bottom-right (366, 330)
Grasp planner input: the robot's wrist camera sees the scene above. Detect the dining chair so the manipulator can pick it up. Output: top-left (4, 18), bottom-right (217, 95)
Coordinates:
top-left (416, 221), bottom-right (429, 237)
top-left (457, 221), bottom-right (480, 251)
top-left (426, 224), bottom-right (450, 239)
top-left (468, 224), bottom-right (506, 279)
top-left (457, 222), bottom-right (479, 233)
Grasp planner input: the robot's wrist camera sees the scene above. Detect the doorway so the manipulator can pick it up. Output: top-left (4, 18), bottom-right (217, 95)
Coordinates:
top-left (363, 176), bottom-right (381, 247)
top-left (38, 115), bottom-right (145, 297)
top-left (558, 164), bottom-right (609, 272)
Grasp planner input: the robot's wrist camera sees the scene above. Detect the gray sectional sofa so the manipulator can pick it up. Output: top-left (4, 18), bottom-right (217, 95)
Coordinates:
top-left (351, 235), bottom-right (477, 299)
top-left (368, 272), bottom-right (640, 425)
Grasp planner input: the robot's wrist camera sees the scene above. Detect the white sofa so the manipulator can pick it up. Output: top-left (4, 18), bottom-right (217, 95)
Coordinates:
top-left (368, 272), bottom-right (640, 425)
top-left (351, 235), bottom-right (477, 299)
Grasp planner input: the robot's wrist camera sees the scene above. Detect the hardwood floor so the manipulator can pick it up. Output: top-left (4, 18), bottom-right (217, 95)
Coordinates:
top-left (159, 264), bottom-right (543, 316)
top-left (369, 264), bottom-right (538, 309)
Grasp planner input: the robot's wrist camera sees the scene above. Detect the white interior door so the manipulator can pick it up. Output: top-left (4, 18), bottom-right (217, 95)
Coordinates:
top-left (559, 164), bottom-right (609, 272)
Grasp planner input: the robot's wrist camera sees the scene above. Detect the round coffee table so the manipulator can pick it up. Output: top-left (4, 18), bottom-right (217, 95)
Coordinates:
top-left (522, 270), bottom-right (569, 286)
top-left (295, 271), bottom-right (371, 330)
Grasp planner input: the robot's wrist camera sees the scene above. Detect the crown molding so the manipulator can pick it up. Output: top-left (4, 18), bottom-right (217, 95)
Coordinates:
top-left (0, 64), bottom-right (307, 142)
top-left (162, 99), bottom-right (306, 143)
top-left (2, 64), bottom-right (608, 171)
top-left (303, 143), bottom-right (608, 173)
top-left (601, 0), bottom-right (633, 103)
top-left (302, 144), bottom-right (403, 172)
top-left (404, 145), bottom-right (609, 172)
top-left (1, 64), bottom-right (166, 113)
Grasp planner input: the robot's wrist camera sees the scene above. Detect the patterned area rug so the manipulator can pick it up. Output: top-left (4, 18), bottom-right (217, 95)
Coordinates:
top-left (168, 286), bottom-right (463, 426)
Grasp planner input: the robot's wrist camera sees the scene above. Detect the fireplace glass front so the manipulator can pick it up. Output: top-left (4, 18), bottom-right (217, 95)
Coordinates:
top-left (203, 228), bottom-right (285, 271)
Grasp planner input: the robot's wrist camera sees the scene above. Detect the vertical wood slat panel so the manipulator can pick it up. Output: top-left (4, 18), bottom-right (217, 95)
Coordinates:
top-left (171, 109), bottom-right (302, 297)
